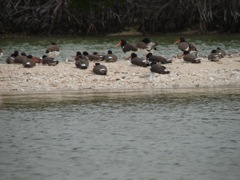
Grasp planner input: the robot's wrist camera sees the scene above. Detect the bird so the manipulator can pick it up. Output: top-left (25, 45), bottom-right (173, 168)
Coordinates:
top-left (116, 39), bottom-right (138, 59)
top-left (13, 51), bottom-right (27, 64)
top-left (174, 37), bottom-right (198, 57)
top-left (83, 51), bottom-right (103, 61)
top-left (102, 50), bottom-right (118, 62)
top-left (136, 38), bottom-right (158, 54)
top-left (22, 55), bottom-right (36, 68)
top-left (75, 51), bottom-right (88, 61)
top-left (146, 53), bottom-right (172, 64)
top-left (75, 57), bottom-right (89, 69)
top-left (182, 51), bottom-right (201, 63)
top-left (130, 53), bottom-right (150, 67)
top-left (42, 55), bottom-right (59, 66)
top-left (150, 62), bottom-right (170, 74)
top-left (92, 63), bottom-right (107, 75)
top-left (208, 50), bottom-right (221, 62)
top-left (216, 47), bottom-right (226, 58)
top-left (46, 42), bottom-right (60, 58)
top-left (6, 51), bottom-right (18, 64)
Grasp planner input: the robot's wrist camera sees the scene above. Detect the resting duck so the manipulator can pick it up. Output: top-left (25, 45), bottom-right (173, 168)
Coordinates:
top-left (83, 51), bottom-right (103, 61)
top-left (216, 47), bottom-right (226, 58)
top-left (14, 51), bottom-right (27, 64)
top-left (116, 39), bottom-right (138, 59)
top-left (6, 51), bottom-right (18, 64)
top-left (22, 55), bottom-right (36, 68)
top-left (42, 55), bottom-right (59, 66)
top-left (93, 63), bottom-right (107, 75)
top-left (75, 58), bottom-right (89, 69)
top-left (150, 62), bottom-right (170, 74)
top-left (146, 53), bottom-right (172, 64)
top-left (130, 53), bottom-right (150, 67)
top-left (208, 50), bottom-right (220, 62)
top-left (183, 51), bottom-right (201, 63)
top-left (102, 50), bottom-right (117, 62)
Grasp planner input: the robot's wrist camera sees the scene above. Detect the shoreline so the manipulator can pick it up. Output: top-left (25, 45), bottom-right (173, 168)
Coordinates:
top-left (0, 57), bottom-right (240, 95)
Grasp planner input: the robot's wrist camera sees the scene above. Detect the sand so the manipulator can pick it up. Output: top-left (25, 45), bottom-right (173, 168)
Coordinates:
top-left (0, 57), bottom-right (240, 94)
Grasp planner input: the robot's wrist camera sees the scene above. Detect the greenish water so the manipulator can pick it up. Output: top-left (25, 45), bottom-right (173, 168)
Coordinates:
top-left (0, 88), bottom-right (240, 180)
top-left (0, 34), bottom-right (240, 63)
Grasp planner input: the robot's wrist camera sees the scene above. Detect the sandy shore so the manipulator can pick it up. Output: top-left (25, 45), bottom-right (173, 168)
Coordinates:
top-left (0, 57), bottom-right (240, 94)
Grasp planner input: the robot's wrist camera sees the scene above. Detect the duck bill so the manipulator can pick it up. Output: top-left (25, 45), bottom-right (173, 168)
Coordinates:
top-left (125, 55), bottom-right (131, 60)
top-left (174, 39), bottom-right (180, 44)
top-left (115, 41), bottom-right (121, 47)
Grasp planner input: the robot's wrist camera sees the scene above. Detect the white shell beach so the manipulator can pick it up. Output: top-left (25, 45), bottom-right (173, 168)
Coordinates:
top-left (0, 56), bottom-right (240, 93)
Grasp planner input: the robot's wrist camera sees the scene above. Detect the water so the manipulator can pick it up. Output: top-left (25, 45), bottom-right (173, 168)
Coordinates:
top-left (0, 34), bottom-right (240, 63)
top-left (1, 88), bottom-right (240, 180)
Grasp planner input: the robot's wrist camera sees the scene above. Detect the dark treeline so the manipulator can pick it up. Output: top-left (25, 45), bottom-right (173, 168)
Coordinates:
top-left (0, 0), bottom-right (240, 36)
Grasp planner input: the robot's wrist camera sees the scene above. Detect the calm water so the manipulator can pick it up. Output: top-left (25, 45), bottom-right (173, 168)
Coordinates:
top-left (0, 34), bottom-right (240, 63)
top-left (0, 88), bottom-right (240, 180)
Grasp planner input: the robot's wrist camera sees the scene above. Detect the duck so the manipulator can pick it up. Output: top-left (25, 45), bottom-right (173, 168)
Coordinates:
top-left (46, 42), bottom-right (60, 58)
top-left (75, 53), bottom-right (89, 69)
top-left (75, 58), bottom-right (89, 69)
top-left (75, 51), bottom-right (88, 61)
top-left (130, 53), bottom-right (150, 67)
top-left (136, 38), bottom-right (158, 54)
top-left (150, 61), bottom-right (170, 74)
top-left (6, 51), bottom-right (18, 64)
top-left (208, 50), bottom-right (221, 62)
top-left (83, 51), bottom-right (103, 61)
top-left (216, 47), bottom-right (226, 58)
top-left (42, 55), bottom-right (59, 66)
top-left (174, 37), bottom-right (198, 57)
top-left (116, 39), bottom-right (138, 59)
top-left (116, 39), bottom-right (138, 53)
top-left (102, 50), bottom-right (117, 62)
top-left (146, 53), bottom-right (172, 64)
top-left (22, 55), bottom-right (36, 68)
top-left (92, 62), bottom-right (107, 75)
top-left (13, 51), bottom-right (27, 64)
top-left (183, 51), bottom-right (201, 63)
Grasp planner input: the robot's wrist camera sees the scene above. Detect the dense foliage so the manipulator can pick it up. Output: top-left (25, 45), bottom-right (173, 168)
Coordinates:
top-left (0, 0), bottom-right (240, 35)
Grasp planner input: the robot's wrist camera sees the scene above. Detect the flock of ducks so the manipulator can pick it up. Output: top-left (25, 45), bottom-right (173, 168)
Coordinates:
top-left (0, 37), bottom-right (232, 75)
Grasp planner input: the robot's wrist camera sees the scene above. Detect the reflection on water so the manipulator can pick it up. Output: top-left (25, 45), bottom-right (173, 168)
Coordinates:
top-left (0, 88), bottom-right (240, 180)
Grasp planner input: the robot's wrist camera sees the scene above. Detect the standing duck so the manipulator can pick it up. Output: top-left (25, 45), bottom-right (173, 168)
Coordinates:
top-left (174, 37), bottom-right (198, 57)
top-left (150, 62), bottom-right (170, 74)
top-left (183, 51), bottom-right (201, 63)
top-left (146, 53), bottom-right (172, 64)
top-left (130, 53), bottom-right (150, 67)
top-left (136, 38), bottom-right (158, 54)
top-left (93, 63), bottom-right (107, 75)
top-left (46, 42), bottom-right (60, 58)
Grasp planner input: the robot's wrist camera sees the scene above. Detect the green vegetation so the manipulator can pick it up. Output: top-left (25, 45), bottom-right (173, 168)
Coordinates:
top-left (0, 0), bottom-right (239, 36)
